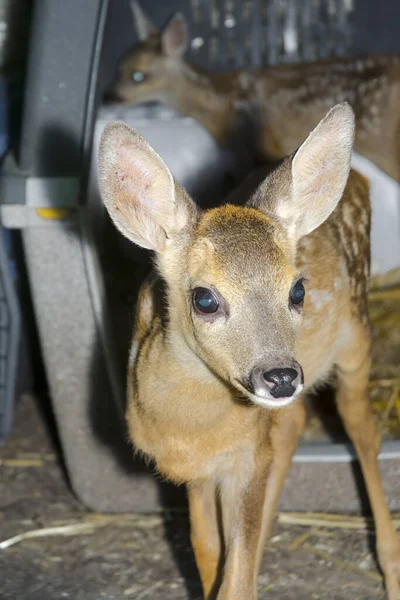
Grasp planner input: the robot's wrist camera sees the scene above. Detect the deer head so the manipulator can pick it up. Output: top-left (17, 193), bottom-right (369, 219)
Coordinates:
top-left (107, 1), bottom-right (190, 106)
top-left (98, 103), bottom-right (355, 408)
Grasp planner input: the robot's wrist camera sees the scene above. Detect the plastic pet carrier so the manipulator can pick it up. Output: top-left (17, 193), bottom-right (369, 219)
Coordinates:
top-left (0, 0), bottom-right (31, 446)
top-left (1, 0), bottom-right (399, 511)
top-left (0, 228), bottom-right (21, 446)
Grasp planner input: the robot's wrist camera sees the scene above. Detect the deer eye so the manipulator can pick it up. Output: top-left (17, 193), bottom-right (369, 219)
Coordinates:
top-left (193, 288), bottom-right (219, 314)
top-left (132, 70), bottom-right (147, 83)
top-left (290, 280), bottom-right (305, 307)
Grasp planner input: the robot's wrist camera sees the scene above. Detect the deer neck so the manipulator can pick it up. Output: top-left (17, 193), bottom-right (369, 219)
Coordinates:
top-left (165, 62), bottom-right (259, 150)
top-left (167, 319), bottom-right (222, 388)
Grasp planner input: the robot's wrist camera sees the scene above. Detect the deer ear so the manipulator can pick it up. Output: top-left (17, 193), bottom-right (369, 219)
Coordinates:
top-left (98, 122), bottom-right (196, 252)
top-left (251, 103), bottom-right (355, 241)
top-left (130, 0), bottom-right (158, 41)
top-left (162, 13), bottom-right (188, 58)
top-left (289, 102), bottom-right (355, 238)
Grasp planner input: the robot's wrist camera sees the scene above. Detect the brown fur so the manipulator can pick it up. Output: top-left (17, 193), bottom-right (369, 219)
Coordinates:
top-left (98, 106), bottom-right (400, 599)
top-left (109, 6), bottom-right (400, 181)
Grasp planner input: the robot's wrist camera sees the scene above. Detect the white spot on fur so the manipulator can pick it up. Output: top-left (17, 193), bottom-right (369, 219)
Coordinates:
top-left (302, 316), bottom-right (314, 328)
top-left (339, 258), bottom-right (348, 280)
top-left (238, 72), bottom-right (255, 91)
top-left (370, 104), bottom-right (379, 116)
top-left (298, 236), bottom-right (313, 255)
top-left (182, 64), bottom-right (210, 86)
top-left (342, 204), bottom-right (353, 227)
top-left (334, 276), bottom-right (343, 291)
top-left (233, 98), bottom-right (251, 111)
top-left (298, 85), bottom-right (308, 96)
top-left (129, 340), bottom-right (139, 366)
top-left (307, 289), bottom-right (333, 310)
top-left (356, 60), bottom-right (364, 72)
top-left (254, 79), bottom-right (268, 106)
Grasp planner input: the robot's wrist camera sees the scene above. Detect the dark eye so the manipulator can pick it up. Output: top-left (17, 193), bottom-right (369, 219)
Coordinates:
top-left (132, 70), bottom-right (146, 83)
top-left (290, 280), bottom-right (305, 306)
top-left (193, 288), bottom-right (219, 314)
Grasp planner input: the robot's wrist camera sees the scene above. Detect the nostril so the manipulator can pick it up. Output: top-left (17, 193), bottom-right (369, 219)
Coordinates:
top-left (262, 368), bottom-right (299, 399)
top-left (247, 363), bottom-right (303, 401)
top-left (263, 368), bottom-right (298, 386)
top-left (103, 88), bottom-right (121, 104)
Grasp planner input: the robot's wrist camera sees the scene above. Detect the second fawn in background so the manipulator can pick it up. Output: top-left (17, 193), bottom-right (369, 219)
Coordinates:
top-left (98, 102), bottom-right (400, 599)
top-left (108, 1), bottom-right (400, 182)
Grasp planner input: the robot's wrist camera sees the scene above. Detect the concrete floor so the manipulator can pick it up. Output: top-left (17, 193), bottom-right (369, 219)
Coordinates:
top-left (0, 393), bottom-right (394, 599)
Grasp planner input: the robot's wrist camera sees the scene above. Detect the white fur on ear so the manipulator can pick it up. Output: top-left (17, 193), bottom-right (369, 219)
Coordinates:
top-left (98, 121), bottom-right (194, 252)
top-left (162, 13), bottom-right (188, 58)
top-left (130, 0), bottom-right (158, 41)
top-left (289, 102), bottom-right (355, 238)
top-left (248, 103), bottom-right (356, 241)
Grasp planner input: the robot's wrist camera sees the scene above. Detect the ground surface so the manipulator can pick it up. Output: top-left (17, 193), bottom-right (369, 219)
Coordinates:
top-left (0, 394), bottom-right (397, 599)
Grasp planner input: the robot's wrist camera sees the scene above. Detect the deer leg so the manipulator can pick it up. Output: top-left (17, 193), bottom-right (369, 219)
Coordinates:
top-left (255, 399), bottom-right (306, 574)
top-left (188, 480), bottom-right (222, 599)
top-left (216, 454), bottom-right (271, 600)
top-left (216, 400), bottom-right (305, 600)
top-left (336, 328), bottom-right (400, 600)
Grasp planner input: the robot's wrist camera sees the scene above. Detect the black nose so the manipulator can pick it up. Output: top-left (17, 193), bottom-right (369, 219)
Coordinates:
top-left (103, 88), bottom-right (121, 104)
top-left (263, 368), bottom-right (298, 398)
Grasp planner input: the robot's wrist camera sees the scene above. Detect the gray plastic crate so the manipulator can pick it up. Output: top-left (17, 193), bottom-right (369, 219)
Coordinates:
top-left (0, 73), bottom-right (18, 445)
top-left (0, 0), bottom-right (34, 445)
top-left (0, 228), bottom-right (20, 446)
top-left (2, 0), bottom-right (400, 512)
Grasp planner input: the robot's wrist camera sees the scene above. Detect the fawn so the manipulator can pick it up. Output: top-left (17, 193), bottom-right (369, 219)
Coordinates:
top-left (98, 103), bottom-right (400, 599)
top-left (108, 1), bottom-right (400, 182)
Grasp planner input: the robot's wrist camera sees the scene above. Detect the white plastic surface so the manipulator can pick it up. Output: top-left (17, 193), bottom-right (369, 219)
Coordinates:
top-left (351, 152), bottom-right (400, 276)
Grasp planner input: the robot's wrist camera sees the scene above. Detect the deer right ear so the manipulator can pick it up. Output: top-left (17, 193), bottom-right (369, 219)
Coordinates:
top-left (161, 13), bottom-right (188, 58)
top-left (130, 0), bottom-right (158, 41)
top-left (98, 122), bottom-right (196, 252)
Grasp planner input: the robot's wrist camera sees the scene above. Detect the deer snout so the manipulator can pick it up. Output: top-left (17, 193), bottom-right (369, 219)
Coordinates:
top-left (246, 360), bottom-right (304, 407)
top-left (103, 86), bottom-right (122, 104)
top-left (263, 367), bottom-right (298, 397)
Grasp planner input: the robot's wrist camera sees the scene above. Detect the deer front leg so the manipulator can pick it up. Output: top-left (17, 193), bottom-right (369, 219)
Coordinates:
top-left (188, 480), bottom-right (222, 599)
top-left (255, 399), bottom-right (306, 575)
top-left (216, 450), bottom-right (272, 600)
top-left (215, 401), bottom-right (305, 600)
top-left (336, 330), bottom-right (400, 600)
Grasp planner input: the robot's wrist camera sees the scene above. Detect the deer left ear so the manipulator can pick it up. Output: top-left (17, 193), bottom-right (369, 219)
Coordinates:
top-left (250, 103), bottom-right (355, 242)
top-left (288, 102), bottom-right (355, 239)
top-left (161, 13), bottom-right (188, 58)
top-left (130, 0), bottom-right (158, 41)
